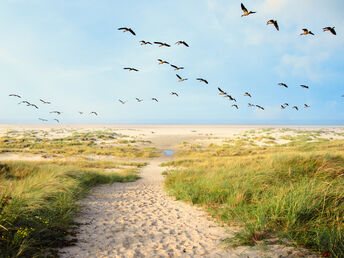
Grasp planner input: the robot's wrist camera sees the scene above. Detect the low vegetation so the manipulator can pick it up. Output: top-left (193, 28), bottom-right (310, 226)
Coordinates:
top-left (163, 131), bottom-right (344, 256)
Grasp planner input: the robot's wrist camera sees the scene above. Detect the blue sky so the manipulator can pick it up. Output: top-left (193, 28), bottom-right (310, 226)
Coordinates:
top-left (1, 0), bottom-right (343, 124)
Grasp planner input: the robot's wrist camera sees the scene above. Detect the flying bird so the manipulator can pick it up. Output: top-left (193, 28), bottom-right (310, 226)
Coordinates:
top-left (136, 98), bottom-right (143, 103)
top-left (323, 27), bottom-right (336, 35)
top-left (241, 3), bottom-right (256, 17)
top-left (256, 105), bottom-right (265, 110)
top-left (248, 103), bottom-right (255, 107)
top-left (170, 64), bottom-right (184, 70)
top-left (18, 100), bottom-right (30, 105)
top-left (118, 27), bottom-right (136, 36)
top-left (118, 99), bottom-right (126, 104)
top-left (278, 83), bottom-right (288, 88)
top-left (29, 103), bottom-right (39, 109)
top-left (225, 95), bottom-right (236, 102)
top-left (152, 98), bottom-right (159, 102)
top-left (175, 41), bottom-right (189, 47)
top-left (281, 105), bottom-right (286, 109)
top-left (218, 87), bottom-right (227, 95)
top-left (123, 67), bottom-right (139, 72)
top-left (176, 74), bottom-right (188, 82)
top-left (267, 20), bottom-right (279, 31)
top-left (196, 78), bottom-right (208, 84)
top-left (140, 40), bottom-right (152, 45)
top-left (39, 118), bottom-right (48, 122)
top-left (300, 85), bottom-right (309, 89)
top-left (304, 104), bottom-right (310, 108)
top-left (53, 119), bottom-right (60, 123)
top-left (40, 99), bottom-right (51, 104)
top-left (283, 103), bottom-right (289, 106)
top-left (232, 104), bottom-right (239, 109)
top-left (244, 92), bottom-right (252, 97)
top-left (9, 94), bottom-right (21, 98)
top-left (50, 111), bottom-right (61, 115)
top-left (292, 106), bottom-right (299, 111)
top-left (90, 111), bottom-right (98, 116)
top-left (154, 42), bottom-right (171, 47)
top-left (300, 29), bottom-right (314, 36)
top-left (170, 92), bottom-right (179, 97)
top-left (158, 59), bottom-right (169, 65)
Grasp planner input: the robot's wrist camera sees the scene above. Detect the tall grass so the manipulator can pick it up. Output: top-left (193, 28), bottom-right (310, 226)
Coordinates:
top-left (0, 161), bottom-right (140, 257)
top-left (164, 137), bottom-right (344, 256)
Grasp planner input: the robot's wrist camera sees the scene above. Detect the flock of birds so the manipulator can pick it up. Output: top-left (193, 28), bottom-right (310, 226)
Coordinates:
top-left (8, 3), bottom-right (342, 123)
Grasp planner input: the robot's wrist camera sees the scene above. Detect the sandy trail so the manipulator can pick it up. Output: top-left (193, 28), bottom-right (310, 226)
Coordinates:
top-left (59, 154), bottom-right (312, 258)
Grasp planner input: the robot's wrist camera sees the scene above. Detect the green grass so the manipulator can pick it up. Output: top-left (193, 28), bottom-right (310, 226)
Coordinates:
top-left (0, 161), bottom-right (141, 257)
top-left (163, 135), bottom-right (344, 256)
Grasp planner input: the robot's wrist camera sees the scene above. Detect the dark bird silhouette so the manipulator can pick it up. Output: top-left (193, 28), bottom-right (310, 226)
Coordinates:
top-left (136, 98), bottom-right (143, 103)
top-left (175, 41), bottom-right (189, 47)
top-left (123, 67), bottom-right (139, 72)
top-left (50, 111), bottom-right (61, 115)
top-left (40, 99), bottom-right (51, 104)
top-left (218, 87), bottom-right (227, 95)
top-left (241, 3), bottom-right (256, 17)
top-left (158, 59), bottom-right (169, 65)
top-left (283, 103), bottom-right (289, 106)
top-left (196, 78), bottom-right (208, 84)
top-left (256, 105), bottom-right (265, 110)
top-left (304, 104), bottom-right (310, 108)
top-left (278, 83), bottom-right (288, 88)
top-left (53, 119), bottom-right (60, 123)
top-left (9, 94), bottom-right (21, 98)
top-left (154, 42), bottom-right (171, 47)
top-left (301, 29), bottom-right (314, 36)
top-left (171, 92), bottom-right (179, 97)
top-left (281, 105), bottom-right (286, 109)
top-left (267, 20), bottom-right (279, 31)
top-left (176, 74), bottom-right (188, 82)
top-left (118, 27), bottom-right (136, 36)
top-left (323, 27), bottom-right (336, 35)
top-left (118, 99), bottom-right (126, 104)
top-left (170, 64), bottom-right (184, 71)
top-left (152, 98), bottom-right (159, 102)
top-left (90, 111), bottom-right (98, 116)
top-left (225, 95), bottom-right (236, 102)
top-left (292, 106), bottom-right (299, 111)
top-left (232, 104), bottom-right (239, 109)
top-left (39, 118), bottom-right (48, 122)
top-left (300, 85), bottom-right (309, 89)
top-left (29, 103), bottom-right (39, 109)
top-left (18, 100), bottom-right (30, 105)
top-left (248, 103), bottom-right (255, 107)
top-left (140, 40), bottom-right (152, 45)
top-left (244, 92), bottom-right (252, 97)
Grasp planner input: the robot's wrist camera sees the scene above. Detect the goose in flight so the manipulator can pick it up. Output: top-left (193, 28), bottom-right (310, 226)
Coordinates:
top-left (158, 59), bottom-right (169, 65)
top-left (123, 67), bottom-right (139, 72)
top-left (175, 41), bottom-right (189, 47)
top-left (197, 78), bottom-right (208, 84)
top-left (244, 92), bottom-right (252, 97)
top-left (140, 40), bottom-right (152, 45)
top-left (292, 106), bottom-right (299, 111)
top-left (267, 20), bottom-right (279, 31)
top-left (232, 104), bottom-right (239, 109)
top-left (118, 27), bottom-right (136, 36)
top-left (225, 95), bottom-right (236, 102)
top-left (154, 42), bottom-right (171, 47)
top-left (176, 74), bottom-right (188, 82)
top-left (278, 83), bottom-right (288, 88)
top-left (118, 99), bottom-right (126, 104)
top-left (39, 118), bottom-right (48, 122)
top-left (283, 103), bottom-right (289, 106)
top-left (170, 92), bottom-right (179, 97)
top-left (241, 3), bottom-right (256, 17)
top-left (300, 29), bottom-right (314, 36)
top-left (218, 87), bottom-right (227, 95)
top-left (152, 98), bottom-right (159, 102)
top-left (170, 64), bottom-right (184, 70)
top-left (136, 98), bottom-right (143, 103)
top-left (300, 85), bottom-right (309, 89)
top-left (323, 27), bottom-right (336, 35)
top-left (53, 119), bottom-right (60, 123)
top-left (40, 99), bottom-right (51, 104)
top-left (281, 105), bottom-right (286, 109)
top-left (9, 94), bottom-right (21, 98)
top-left (90, 111), bottom-right (98, 116)
top-left (18, 100), bottom-right (30, 105)
top-left (304, 104), bottom-right (310, 108)
top-left (50, 111), bottom-right (61, 115)
top-left (256, 105), bottom-right (265, 110)
top-left (248, 103), bottom-right (255, 107)
top-left (29, 103), bottom-right (39, 109)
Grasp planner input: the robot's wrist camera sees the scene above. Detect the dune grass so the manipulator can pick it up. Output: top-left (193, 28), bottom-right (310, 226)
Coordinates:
top-left (0, 160), bottom-right (141, 257)
top-left (163, 133), bottom-right (344, 256)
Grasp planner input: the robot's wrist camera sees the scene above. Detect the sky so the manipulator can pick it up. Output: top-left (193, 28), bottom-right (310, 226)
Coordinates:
top-left (0, 0), bottom-right (343, 125)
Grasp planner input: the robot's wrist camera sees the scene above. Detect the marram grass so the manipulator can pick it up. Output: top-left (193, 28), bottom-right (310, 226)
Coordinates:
top-left (164, 136), bottom-right (344, 256)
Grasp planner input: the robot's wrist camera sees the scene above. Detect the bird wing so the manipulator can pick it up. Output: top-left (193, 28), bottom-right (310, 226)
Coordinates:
top-left (154, 42), bottom-right (163, 45)
top-left (218, 87), bottom-right (224, 93)
top-left (176, 74), bottom-right (182, 80)
top-left (170, 65), bottom-right (177, 69)
top-left (128, 28), bottom-right (136, 35)
top-left (241, 3), bottom-right (248, 13)
top-left (118, 27), bottom-right (127, 31)
top-left (182, 42), bottom-right (189, 47)
top-left (274, 21), bottom-right (279, 31)
top-left (330, 28), bottom-right (336, 35)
